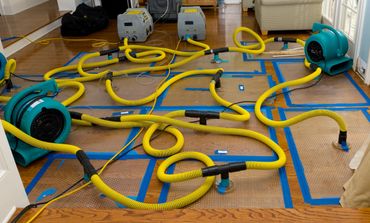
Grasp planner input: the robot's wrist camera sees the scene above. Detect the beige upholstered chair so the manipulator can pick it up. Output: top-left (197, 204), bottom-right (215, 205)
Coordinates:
top-left (254, 0), bottom-right (323, 35)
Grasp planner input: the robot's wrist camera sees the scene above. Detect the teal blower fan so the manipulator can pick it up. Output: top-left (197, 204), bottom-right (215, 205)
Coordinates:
top-left (305, 23), bottom-right (353, 75)
top-left (4, 79), bottom-right (71, 166)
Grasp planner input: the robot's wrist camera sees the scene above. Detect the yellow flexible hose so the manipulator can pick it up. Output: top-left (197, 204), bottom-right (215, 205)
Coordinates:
top-left (0, 96), bottom-right (11, 102)
top-left (106, 69), bottom-right (223, 106)
top-left (0, 58), bottom-right (15, 86)
top-left (57, 81), bottom-right (85, 106)
top-left (74, 27), bottom-right (262, 80)
top-left (254, 66), bottom-right (347, 131)
top-left (125, 49), bottom-right (167, 64)
top-left (209, 80), bottom-right (250, 122)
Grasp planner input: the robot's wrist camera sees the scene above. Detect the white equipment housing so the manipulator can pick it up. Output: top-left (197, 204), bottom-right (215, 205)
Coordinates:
top-left (177, 6), bottom-right (206, 41)
top-left (117, 8), bottom-right (153, 42)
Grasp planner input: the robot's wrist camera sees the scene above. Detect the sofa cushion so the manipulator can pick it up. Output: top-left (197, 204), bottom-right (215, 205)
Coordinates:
top-left (261, 0), bottom-right (323, 6)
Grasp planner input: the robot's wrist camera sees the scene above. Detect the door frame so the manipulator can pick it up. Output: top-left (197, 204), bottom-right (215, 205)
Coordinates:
top-left (0, 122), bottom-right (29, 223)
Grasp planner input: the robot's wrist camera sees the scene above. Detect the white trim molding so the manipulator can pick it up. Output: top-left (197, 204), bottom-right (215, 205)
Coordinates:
top-left (3, 18), bottom-right (61, 57)
top-left (365, 48), bottom-right (370, 85)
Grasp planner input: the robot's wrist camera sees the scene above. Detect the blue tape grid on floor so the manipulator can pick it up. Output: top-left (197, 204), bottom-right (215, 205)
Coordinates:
top-left (22, 51), bottom-right (370, 208)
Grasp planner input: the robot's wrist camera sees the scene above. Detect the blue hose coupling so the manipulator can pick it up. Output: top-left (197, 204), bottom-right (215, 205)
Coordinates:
top-left (215, 172), bottom-right (234, 194)
top-left (333, 131), bottom-right (350, 152)
top-left (211, 54), bottom-right (229, 64)
top-left (340, 141), bottom-right (350, 152)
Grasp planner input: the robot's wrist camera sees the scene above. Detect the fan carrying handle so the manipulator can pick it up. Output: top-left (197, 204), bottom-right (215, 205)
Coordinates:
top-left (312, 23), bottom-right (344, 57)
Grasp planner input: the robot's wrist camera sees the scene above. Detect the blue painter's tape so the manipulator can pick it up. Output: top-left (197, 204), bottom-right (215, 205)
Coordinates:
top-left (231, 75), bottom-right (253, 78)
top-left (278, 108), bottom-right (313, 204)
top-left (184, 87), bottom-right (209, 91)
top-left (35, 188), bottom-right (57, 202)
top-left (362, 109), bottom-right (370, 122)
top-left (274, 61), bottom-right (370, 107)
top-left (277, 107), bottom-right (370, 205)
top-left (1, 36), bottom-right (18, 42)
top-left (279, 167), bottom-right (293, 208)
top-left (158, 163), bottom-right (175, 203)
top-left (344, 72), bottom-right (370, 104)
top-left (64, 52), bottom-right (83, 66)
top-left (25, 153), bottom-right (56, 194)
top-left (137, 158), bottom-right (156, 202)
top-left (56, 159), bottom-right (65, 171)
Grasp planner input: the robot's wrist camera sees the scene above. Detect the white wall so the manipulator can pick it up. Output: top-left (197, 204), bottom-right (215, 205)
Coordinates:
top-left (225, 0), bottom-right (241, 4)
top-left (0, 123), bottom-right (29, 223)
top-left (0, 0), bottom-right (47, 15)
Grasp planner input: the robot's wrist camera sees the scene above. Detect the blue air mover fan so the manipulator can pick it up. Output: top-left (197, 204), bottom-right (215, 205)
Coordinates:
top-left (305, 23), bottom-right (353, 75)
top-left (4, 79), bottom-right (71, 166)
top-left (0, 53), bottom-right (7, 81)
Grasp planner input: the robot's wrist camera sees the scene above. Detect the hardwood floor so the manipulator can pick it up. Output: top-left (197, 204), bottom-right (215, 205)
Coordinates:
top-left (5, 3), bottom-right (370, 222)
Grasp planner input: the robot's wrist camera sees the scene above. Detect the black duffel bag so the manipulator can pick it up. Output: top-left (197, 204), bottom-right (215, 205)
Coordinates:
top-left (61, 3), bottom-right (109, 36)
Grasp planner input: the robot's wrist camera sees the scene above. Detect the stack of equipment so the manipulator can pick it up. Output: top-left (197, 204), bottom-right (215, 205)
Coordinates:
top-left (4, 80), bottom-right (71, 166)
top-left (305, 23), bottom-right (353, 76)
top-left (117, 8), bottom-right (154, 42)
top-left (178, 6), bottom-right (206, 41)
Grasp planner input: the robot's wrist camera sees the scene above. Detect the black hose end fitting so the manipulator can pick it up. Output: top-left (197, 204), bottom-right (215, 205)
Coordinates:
top-left (185, 110), bottom-right (220, 125)
top-left (310, 63), bottom-right (319, 71)
top-left (76, 150), bottom-right (97, 179)
top-left (100, 48), bottom-right (119, 56)
top-left (213, 70), bottom-right (224, 89)
top-left (102, 116), bottom-right (121, 122)
top-left (338, 131), bottom-right (347, 145)
top-left (106, 72), bottom-right (113, 81)
top-left (202, 162), bottom-right (247, 177)
top-left (274, 37), bottom-right (297, 43)
top-left (5, 79), bottom-right (13, 90)
top-left (118, 55), bottom-right (127, 62)
top-left (70, 111), bottom-right (83, 120)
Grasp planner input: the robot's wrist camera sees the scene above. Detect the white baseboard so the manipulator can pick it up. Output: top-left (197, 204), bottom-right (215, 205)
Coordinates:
top-left (3, 18), bottom-right (62, 57)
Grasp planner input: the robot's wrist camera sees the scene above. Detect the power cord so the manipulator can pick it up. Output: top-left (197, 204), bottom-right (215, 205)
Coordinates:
top-left (222, 74), bottom-right (324, 111)
top-left (11, 119), bottom-right (200, 223)
top-left (10, 72), bottom-right (44, 83)
top-left (153, 0), bottom-right (170, 24)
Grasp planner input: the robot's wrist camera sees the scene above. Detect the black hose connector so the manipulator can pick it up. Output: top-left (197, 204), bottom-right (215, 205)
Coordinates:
top-left (100, 48), bottom-right (119, 56)
top-left (69, 111), bottom-right (83, 120)
top-left (106, 72), bottom-right (113, 81)
top-left (102, 116), bottom-right (121, 122)
top-left (76, 150), bottom-right (97, 179)
top-left (118, 55), bottom-right (127, 62)
top-left (310, 63), bottom-right (319, 71)
top-left (202, 162), bottom-right (247, 177)
top-left (213, 70), bottom-right (223, 89)
top-left (5, 79), bottom-right (13, 90)
top-left (185, 110), bottom-right (220, 125)
top-left (204, 47), bottom-right (230, 55)
top-left (338, 131), bottom-right (347, 145)
top-left (274, 37), bottom-right (297, 43)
